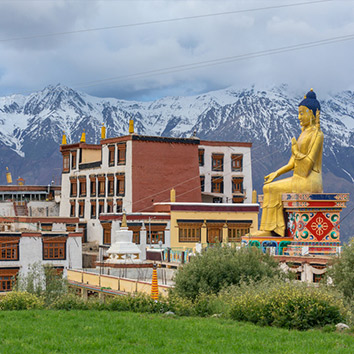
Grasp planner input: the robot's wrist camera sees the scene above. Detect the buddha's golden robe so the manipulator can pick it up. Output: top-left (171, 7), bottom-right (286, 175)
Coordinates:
top-left (260, 127), bottom-right (323, 236)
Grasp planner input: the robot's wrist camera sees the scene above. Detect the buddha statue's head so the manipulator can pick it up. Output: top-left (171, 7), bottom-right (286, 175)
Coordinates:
top-left (298, 89), bottom-right (321, 130)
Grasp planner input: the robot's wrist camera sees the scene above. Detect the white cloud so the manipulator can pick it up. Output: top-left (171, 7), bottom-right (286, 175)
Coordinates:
top-left (0, 0), bottom-right (353, 100)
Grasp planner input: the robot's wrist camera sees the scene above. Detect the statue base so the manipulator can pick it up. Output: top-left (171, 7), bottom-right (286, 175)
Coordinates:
top-left (243, 193), bottom-right (349, 257)
top-left (281, 193), bottom-right (349, 256)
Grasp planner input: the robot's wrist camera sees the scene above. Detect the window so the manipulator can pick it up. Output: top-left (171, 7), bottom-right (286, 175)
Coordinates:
top-left (107, 199), bottom-right (113, 213)
top-left (70, 178), bottom-right (77, 197)
top-left (313, 274), bottom-right (323, 283)
top-left (116, 199), bottom-right (123, 213)
top-left (178, 223), bottom-right (202, 242)
top-left (108, 175), bottom-right (114, 196)
top-left (198, 149), bottom-right (204, 166)
top-left (71, 151), bottom-right (77, 169)
top-left (146, 225), bottom-right (166, 244)
top-left (212, 154), bottom-right (223, 171)
top-left (43, 237), bottom-right (66, 260)
top-left (63, 153), bottom-right (69, 173)
top-left (211, 176), bottom-right (223, 193)
top-left (117, 143), bottom-right (126, 164)
top-left (66, 223), bottom-right (76, 232)
top-left (98, 176), bottom-right (105, 197)
top-left (70, 200), bottom-right (76, 217)
top-left (102, 223), bottom-right (112, 244)
top-left (231, 154), bottom-right (243, 172)
top-left (0, 238), bottom-right (19, 260)
top-left (90, 200), bottom-right (96, 219)
top-left (90, 176), bottom-right (96, 197)
top-left (98, 199), bottom-right (104, 215)
top-left (200, 176), bottom-right (205, 192)
top-left (207, 223), bottom-right (223, 243)
top-left (232, 177), bottom-right (243, 194)
top-left (116, 174), bottom-right (125, 196)
top-left (78, 200), bottom-right (85, 218)
top-left (79, 177), bottom-right (86, 197)
top-left (41, 224), bottom-right (52, 231)
top-left (128, 225), bottom-right (141, 244)
top-left (0, 269), bottom-right (19, 292)
top-left (108, 145), bottom-right (115, 166)
top-left (232, 196), bottom-right (244, 203)
top-left (227, 223), bottom-right (250, 242)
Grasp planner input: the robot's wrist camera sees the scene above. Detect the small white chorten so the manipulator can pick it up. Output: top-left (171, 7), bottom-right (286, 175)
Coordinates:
top-left (106, 212), bottom-right (142, 263)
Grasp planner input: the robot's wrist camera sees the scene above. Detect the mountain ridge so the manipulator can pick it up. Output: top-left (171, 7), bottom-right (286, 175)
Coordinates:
top-left (0, 84), bottom-right (353, 241)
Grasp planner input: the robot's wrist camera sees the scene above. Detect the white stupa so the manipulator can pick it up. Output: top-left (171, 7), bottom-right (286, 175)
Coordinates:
top-left (106, 212), bottom-right (142, 263)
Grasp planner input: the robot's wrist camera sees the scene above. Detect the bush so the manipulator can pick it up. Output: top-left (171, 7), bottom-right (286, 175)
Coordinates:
top-left (0, 291), bottom-right (44, 310)
top-left (14, 263), bottom-right (68, 306)
top-left (106, 294), bottom-right (169, 313)
top-left (50, 293), bottom-right (89, 310)
top-left (173, 245), bottom-right (284, 300)
top-left (328, 240), bottom-right (354, 301)
top-left (226, 280), bottom-right (346, 330)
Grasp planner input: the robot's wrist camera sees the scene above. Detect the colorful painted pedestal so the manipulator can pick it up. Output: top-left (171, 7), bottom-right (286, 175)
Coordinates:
top-left (282, 193), bottom-right (349, 256)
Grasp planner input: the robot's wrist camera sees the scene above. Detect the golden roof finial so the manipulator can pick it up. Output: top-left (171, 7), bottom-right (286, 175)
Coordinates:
top-left (101, 123), bottom-right (106, 139)
top-left (6, 167), bottom-right (12, 184)
top-left (80, 129), bottom-right (86, 143)
top-left (62, 131), bottom-right (67, 145)
top-left (170, 188), bottom-right (176, 202)
top-left (310, 88), bottom-right (314, 91)
top-left (129, 119), bottom-right (134, 134)
top-left (121, 210), bottom-right (128, 228)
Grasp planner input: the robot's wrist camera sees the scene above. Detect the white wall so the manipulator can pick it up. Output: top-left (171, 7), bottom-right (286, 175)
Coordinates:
top-left (1, 235), bottom-right (82, 278)
top-left (199, 144), bottom-right (253, 203)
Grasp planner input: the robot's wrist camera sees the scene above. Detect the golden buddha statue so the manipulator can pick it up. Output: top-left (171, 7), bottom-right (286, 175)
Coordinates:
top-left (256, 89), bottom-right (323, 237)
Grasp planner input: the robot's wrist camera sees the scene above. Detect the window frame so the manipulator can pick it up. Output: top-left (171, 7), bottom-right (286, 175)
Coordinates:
top-left (198, 149), bottom-right (204, 166)
top-left (178, 223), bottom-right (202, 243)
top-left (42, 237), bottom-right (66, 260)
top-left (63, 153), bottom-right (70, 173)
top-left (0, 238), bottom-right (20, 261)
top-left (117, 143), bottom-right (126, 165)
top-left (108, 145), bottom-right (115, 166)
top-left (231, 154), bottom-right (243, 172)
top-left (211, 176), bottom-right (224, 194)
top-left (212, 154), bottom-right (224, 172)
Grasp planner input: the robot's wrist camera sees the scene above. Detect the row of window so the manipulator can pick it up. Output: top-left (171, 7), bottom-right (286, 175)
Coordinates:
top-left (0, 238), bottom-right (66, 261)
top-left (199, 151), bottom-right (243, 172)
top-left (62, 143), bottom-right (127, 173)
top-left (178, 222), bottom-right (251, 243)
top-left (70, 174), bottom-right (125, 198)
top-left (100, 222), bottom-right (251, 245)
top-left (102, 224), bottom-right (165, 245)
top-left (108, 143), bottom-right (126, 166)
top-left (200, 176), bottom-right (244, 194)
top-left (70, 199), bottom-right (123, 218)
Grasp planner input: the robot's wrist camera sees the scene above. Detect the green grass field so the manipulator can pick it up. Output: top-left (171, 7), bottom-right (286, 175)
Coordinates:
top-left (0, 311), bottom-right (353, 353)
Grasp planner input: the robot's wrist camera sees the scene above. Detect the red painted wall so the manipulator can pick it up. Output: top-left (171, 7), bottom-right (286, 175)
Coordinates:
top-left (131, 141), bottom-right (201, 212)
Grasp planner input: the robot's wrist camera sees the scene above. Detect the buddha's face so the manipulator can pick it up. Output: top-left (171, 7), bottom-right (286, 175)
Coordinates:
top-left (298, 106), bottom-right (314, 128)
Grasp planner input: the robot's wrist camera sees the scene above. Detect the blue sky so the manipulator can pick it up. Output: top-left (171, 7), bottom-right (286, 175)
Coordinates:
top-left (0, 0), bottom-right (353, 101)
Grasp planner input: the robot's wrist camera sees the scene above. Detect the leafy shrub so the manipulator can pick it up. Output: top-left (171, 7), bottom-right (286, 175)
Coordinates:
top-left (14, 263), bottom-right (68, 306)
top-left (106, 293), bottom-right (169, 313)
top-left (50, 293), bottom-right (89, 310)
top-left (173, 246), bottom-right (283, 300)
top-left (0, 291), bottom-right (44, 310)
top-left (328, 240), bottom-right (354, 301)
top-left (226, 280), bottom-right (346, 330)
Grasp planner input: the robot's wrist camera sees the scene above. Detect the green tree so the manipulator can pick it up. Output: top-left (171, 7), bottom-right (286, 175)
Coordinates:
top-left (14, 262), bottom-right (68, 306)
top-left (328, 240), bottom-right (354, 301)
top-left (173, 245), bottom-right (283, 300)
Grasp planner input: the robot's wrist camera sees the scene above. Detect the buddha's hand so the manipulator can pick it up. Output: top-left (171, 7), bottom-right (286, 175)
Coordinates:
top-left (264, 171), bottom-right (277, 184)
top-left (291, 137), bottom-right (298, 155)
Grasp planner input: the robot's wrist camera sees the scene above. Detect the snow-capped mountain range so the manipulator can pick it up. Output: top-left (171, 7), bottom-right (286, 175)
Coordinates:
top-left (0, 84), bottom-right (353, 241)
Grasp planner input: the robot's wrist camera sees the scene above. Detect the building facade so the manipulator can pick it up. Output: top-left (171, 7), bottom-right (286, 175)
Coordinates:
top-left (59, 132), bottom-right (253, 245)
top-left (0, 216), bottom-right (83, 292)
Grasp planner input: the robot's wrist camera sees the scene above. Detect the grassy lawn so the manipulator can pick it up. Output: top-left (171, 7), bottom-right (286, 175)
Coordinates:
top-left (0, 311), bottom-right (353, 354)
